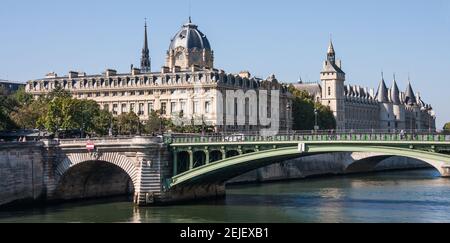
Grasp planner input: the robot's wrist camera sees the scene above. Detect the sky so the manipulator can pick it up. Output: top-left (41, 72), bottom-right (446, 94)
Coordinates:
top-left (1, 0), bottom-right (449, 128)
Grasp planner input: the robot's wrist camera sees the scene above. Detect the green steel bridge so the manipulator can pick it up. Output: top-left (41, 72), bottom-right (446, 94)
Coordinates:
top-left (165, 133), bottom-right (450, 188)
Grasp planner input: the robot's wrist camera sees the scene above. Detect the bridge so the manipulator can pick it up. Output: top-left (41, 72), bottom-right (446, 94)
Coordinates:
top-left (168, 133), bottom-right (450, 188)
top-left (2, 132), bottom-right (450, 207)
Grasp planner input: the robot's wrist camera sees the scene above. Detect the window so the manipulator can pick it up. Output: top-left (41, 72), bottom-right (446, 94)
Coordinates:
top-left (161, 102), bottom-right (167, 115)
top-left (113, 104), bottom-right (118, 115)
top-left (180, 101), bottom-right (186, 114)
top-left (139, 103), bottom-right (144, 116)
top-left (121, 103), bottom-right (127, 113)
top-left (193, 101), bottom-right (200, 114)
top-left (104, 92), bottom-right (109, 97)
top-left (205, 101), bottom-right (211, 114)
top-left (328, 87), bottom-right (331, 96)
top-left (171, 102), bottom-right (177, 114)
top-left (103, 104), bottom-right (109, 111)
top-left (148, 102), bottom-right (154, 114)
top-left (113, 92), bottom-right (117, 97)
top-left (130, 103), bottom-right (135, 113)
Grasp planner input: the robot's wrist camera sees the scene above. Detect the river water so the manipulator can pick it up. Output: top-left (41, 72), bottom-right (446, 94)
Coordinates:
top-left (1, 169), bottom-right (450, 223)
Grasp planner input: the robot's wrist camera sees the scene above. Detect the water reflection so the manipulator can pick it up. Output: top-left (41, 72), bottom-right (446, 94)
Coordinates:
top-left (2, 169), bottom-right (450, 223)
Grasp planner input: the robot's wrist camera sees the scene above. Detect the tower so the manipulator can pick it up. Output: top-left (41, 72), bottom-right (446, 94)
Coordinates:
top-left (391, 74), bottom-right (405, 130)
top-left (376, 73), bottom-right (394, 130)
top-left (320, 39), bottom-right (346, 130)
top-left (140, 20), bottom-right (151, 73)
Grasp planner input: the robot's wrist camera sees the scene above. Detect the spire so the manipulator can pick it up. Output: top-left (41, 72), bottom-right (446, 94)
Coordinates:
top-left (328, 37), bottom-right (335, 55)
top-left (405, 80), bottom-right (417, 105)
top-left (327, 37), bottom-right (336, 64)
top-left (391, 74), bottom-right (401, 105)
top-left (376, 73), bottom-right (389, 103)
top-left (140, 19), bottom-right (151, 73)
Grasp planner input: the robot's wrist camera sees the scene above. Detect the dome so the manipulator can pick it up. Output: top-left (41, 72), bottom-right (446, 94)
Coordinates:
top-left (169, 19), bottom-right (211, 51)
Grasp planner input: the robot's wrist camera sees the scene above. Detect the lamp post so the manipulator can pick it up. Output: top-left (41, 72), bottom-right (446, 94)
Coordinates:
top-left (159, 113), bottom-right (163, 135)
top-left (314, 108), bottom-right (319, 132)
top-left (286, 103), bottom-right (291, 134)
top-left (108, 115), bottom-right (113, 137)
top-left (201, 115), bottom-right (205, 136)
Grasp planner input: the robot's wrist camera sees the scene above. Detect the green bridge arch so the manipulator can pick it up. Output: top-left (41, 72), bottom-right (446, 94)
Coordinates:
top-left (169, 143), bottom-right (450, 188)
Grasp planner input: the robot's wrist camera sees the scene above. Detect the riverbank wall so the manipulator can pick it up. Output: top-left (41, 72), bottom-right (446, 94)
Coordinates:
top-left (0, 142), bottom-right (45, 207)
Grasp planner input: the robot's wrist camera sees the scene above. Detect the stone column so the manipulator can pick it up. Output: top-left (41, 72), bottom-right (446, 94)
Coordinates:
top-left (237, 146), bottom-right (243, 155)
top-left (173, 151), bottom-right (178, 176)
top-left (221, 146), bottom-right (226, 160)
top-left (204, 149), bottom-right (210, 165)
top-left (188, 150), bottom-right (194, 170)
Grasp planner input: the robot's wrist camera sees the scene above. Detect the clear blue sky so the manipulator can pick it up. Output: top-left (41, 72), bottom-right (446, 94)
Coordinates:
top-left (1, 0), bottom-right (449, 127)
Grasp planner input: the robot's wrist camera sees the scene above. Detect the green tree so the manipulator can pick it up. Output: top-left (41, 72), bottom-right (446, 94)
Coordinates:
top-left (116, 112), bottom-right (141, 135)
top-left (144, 110), bottom-right (164, 134)
top-left (10, 100), bottom-right (46, 129)
top-left (13, 87), bottom-right (33, 107)
top-left (288, 85), bottom-right (336, 131)
top-left (444, 123), bottom-right (450, 134)
top-left (43, 96), bottom-right (75, 134)
top-left (93, 109), bottom-right (114, 136)
top-left (0, 87), bottom-right (21, 131)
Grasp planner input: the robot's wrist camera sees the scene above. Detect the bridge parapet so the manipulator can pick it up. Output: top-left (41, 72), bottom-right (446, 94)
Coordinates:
top-left (168, 133), bottom-right (450, 145)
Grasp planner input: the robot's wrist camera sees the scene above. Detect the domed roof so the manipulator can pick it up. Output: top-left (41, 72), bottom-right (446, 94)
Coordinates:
top-left (169, 18), bottom-right (211, 51)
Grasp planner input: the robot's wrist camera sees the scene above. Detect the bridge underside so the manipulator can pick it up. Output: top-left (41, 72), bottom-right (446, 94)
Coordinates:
top-left (53, 161), bottom-right (134, 201)
top-left (170, 145), bottom-right (450, 188)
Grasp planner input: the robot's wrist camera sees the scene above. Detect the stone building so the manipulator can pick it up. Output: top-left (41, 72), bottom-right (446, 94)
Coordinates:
top-left (25, 19), bottom-right (293, 134)
top-left (294, 40), bottom-right (436, 132)
top-left (0, 79), bottom-right (24, 95)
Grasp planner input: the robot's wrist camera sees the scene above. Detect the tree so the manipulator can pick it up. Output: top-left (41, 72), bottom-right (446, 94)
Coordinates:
top-left (116, 112), bottom-right (141, 135)
top-left (144, 110), bottom-right (164, 134)
top-left (93, 109), bottom-right (114, 136)
top-left (288, 85), bottom-right (336, 131)
top-left (13, 87), bottom-right (33, 107)
top-left (444, 123), bottom-right (450, 134)
top-left (10, 100), bottom-right (46, 129)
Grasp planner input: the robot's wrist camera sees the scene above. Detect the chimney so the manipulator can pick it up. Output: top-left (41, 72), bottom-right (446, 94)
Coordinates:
top-left (68, 71), bottom-right (78, 79)
top-left (132, 68), bottom-right (141, 76)
top-left (106, 69), bottom-right (117, 77)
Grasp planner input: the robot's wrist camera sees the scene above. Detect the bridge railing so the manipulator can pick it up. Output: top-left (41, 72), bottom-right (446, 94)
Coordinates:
top-left (168, 132), bottom-right (450, 144)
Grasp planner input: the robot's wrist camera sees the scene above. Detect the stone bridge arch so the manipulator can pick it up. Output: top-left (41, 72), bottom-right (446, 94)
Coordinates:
top-left (51, 152), bottom-right (139, 199)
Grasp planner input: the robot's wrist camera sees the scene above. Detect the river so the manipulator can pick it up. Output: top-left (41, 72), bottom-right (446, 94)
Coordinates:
top-left (1, 169), bottom-right (450, 223)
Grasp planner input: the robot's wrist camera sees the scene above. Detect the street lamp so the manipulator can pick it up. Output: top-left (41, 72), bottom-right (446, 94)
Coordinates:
top-left (201, 115), bottom-right (205, 136)
top-left (286, 103), bottom-right (291, 134)
top-left (314, 108), bottom-right (319, 132)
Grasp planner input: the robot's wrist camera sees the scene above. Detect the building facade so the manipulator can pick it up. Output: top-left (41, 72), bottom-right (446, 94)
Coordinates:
top-left (25, 19), bottom-right (292, 134)
top-left (294, 41), bottom-right (436, 132)
top-left (0, 80), bottom-right (25, 95)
